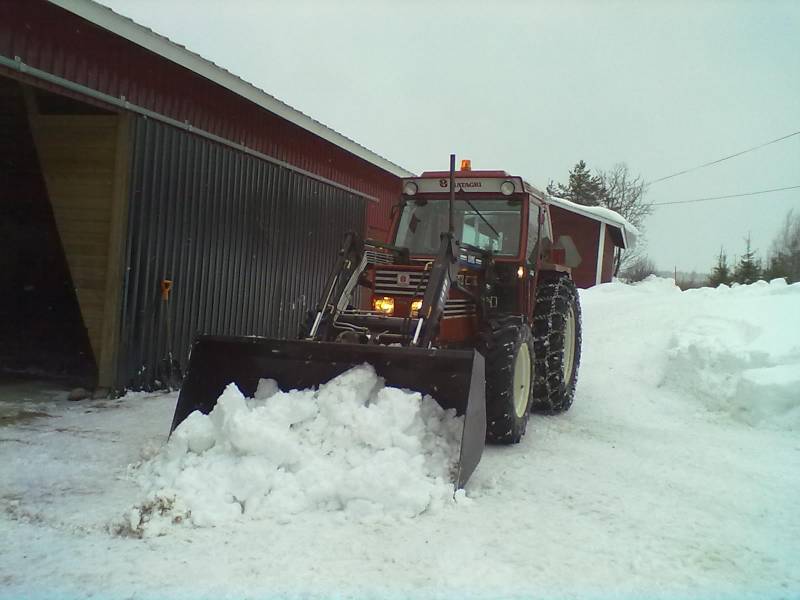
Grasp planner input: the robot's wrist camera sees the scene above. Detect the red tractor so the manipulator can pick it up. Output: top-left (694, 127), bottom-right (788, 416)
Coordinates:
top-left (172, 157), bottom-right (582, 488)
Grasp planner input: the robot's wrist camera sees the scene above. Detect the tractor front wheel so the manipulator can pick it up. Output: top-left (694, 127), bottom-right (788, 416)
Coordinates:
top-left (479, 316), bottom-right (534, 444)
top-left (530, 275), bottom-right (582, 414)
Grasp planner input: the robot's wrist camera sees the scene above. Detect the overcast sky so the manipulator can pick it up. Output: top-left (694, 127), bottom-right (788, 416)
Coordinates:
top-left (99, 0), bottom-right (800, 274)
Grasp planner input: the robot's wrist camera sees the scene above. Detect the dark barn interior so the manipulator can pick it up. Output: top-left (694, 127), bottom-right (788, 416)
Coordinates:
top-left (0, 77), bottom-right (97, 384)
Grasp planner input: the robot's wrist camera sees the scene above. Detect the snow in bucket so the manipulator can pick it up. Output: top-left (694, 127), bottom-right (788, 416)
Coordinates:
top-left (123, 364), bottom-right (463, 536)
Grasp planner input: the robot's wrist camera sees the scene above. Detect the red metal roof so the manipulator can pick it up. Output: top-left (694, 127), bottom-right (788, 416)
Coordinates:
top-left (0, 0), bottom-right (406, 236)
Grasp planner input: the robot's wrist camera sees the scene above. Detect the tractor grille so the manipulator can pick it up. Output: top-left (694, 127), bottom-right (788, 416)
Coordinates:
top-left (364, 249), bottom-right (395, 265)
top-left (373, 270), bottom-right (476, 317)
top-left (374, 270), bottom-right (429, 296)
top-left (443, 297), bottom-right (476, 317)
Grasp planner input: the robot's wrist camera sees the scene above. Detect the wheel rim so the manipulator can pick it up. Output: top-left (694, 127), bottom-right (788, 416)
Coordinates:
top-left (513, 342), bottom-right (531, 418)
top-left (563, 306), bottom-right (576, 385)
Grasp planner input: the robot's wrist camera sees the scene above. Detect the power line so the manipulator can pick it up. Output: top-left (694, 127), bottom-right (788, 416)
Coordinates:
top-left (648, 130), bottom-right (800, 185)
top-left (651, 184), bottom-right (800, 207)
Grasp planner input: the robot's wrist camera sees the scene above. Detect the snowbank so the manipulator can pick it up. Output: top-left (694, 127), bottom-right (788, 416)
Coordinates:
top-left (665, 278), bottom-right (800, 428)
top-left (123, 365), bottom-right (462, 535)
top-left (582, 276), bottom-right (800, 429)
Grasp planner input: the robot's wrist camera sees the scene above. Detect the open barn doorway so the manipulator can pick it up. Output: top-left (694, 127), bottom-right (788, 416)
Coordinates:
top-left (0, 77), bottom-right (128, 389)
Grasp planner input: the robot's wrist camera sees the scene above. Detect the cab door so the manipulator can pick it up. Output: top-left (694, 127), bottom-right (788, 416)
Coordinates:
top-left (523, 198), bottom-right (542, 318)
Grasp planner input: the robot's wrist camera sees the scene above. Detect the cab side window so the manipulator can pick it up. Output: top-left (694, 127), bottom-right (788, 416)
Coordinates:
top-left (527, 202), bottom-right (541, 266)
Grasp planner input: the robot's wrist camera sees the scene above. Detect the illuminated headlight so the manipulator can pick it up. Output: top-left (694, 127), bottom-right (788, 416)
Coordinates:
top-left (403, 181), bottom-right (418, 196)
top-left (373, 296), bottom-right (395, 315)
top-left (410, 299), bottom-right (423, 317)
top-left (517, 265), bottom-right (525, 279)
top-left (500, 180), bottom-right (515, 196)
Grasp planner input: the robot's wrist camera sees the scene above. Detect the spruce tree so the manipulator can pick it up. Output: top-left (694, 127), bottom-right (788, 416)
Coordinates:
top-left (547, 160), bottom-right (605, 206)
top-left (708, 248), bottom-right (732, 287)
top-left (733, 235), bottom-right (762, 284)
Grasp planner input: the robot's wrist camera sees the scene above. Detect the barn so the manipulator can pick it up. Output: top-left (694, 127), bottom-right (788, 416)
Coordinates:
top-left (546, 195), bottom-right (638, 289)
top-left (0, 0), bottom-right (412, 392)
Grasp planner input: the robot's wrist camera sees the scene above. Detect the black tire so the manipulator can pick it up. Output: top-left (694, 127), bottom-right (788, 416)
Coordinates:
top-left (479, 315), bottom-right (534, 444)
top-left (530, 275), bottom-right (582, 414)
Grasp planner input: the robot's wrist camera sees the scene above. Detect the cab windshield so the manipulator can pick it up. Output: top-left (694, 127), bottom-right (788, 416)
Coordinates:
top-left (394, 198), bottom-right (522, 256)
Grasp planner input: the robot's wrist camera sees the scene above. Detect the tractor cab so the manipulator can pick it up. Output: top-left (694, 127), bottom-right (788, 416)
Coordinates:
top-left (363, 166), bottom-right (556, 344)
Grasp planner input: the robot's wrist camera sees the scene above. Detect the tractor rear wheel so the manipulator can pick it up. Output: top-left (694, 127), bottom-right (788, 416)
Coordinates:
top-left (530, 275), bottom-right (582, 414)
top-left (479, 315), bottom-right (534, 444)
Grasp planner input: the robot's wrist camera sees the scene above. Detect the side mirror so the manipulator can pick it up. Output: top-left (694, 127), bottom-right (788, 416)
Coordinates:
top-left (533, 236), bottom-right (582, 268)
top-left (554, 235), bottom-right (582, 268)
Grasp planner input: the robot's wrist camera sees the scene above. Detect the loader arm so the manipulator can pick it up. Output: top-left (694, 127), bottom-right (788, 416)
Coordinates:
top-left (306, 230), bottom-right (459, 349)
top-left (414, 232), bottom-right (460, 347)
top-left (307, 232), bottom-right (365, 340)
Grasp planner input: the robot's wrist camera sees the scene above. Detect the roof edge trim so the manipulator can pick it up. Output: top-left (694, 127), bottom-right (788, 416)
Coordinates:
top-left (545, 194), bottom-right (638, 249)
top-left (0, 53), bottom-right (380, 202)
top-left (47, 0), bottom-right (415, 178)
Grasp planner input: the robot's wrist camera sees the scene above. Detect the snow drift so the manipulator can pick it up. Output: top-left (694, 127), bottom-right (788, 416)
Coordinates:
top-left (583, 276), bottom-right (800, 428)
top-left (124, 365), bottom-right (462, 535)
top-left (662, 278), bottom-right (800, 428)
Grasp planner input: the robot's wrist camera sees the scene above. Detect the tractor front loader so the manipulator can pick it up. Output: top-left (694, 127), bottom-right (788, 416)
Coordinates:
top-left (171, 156), bottom-right (583, 489)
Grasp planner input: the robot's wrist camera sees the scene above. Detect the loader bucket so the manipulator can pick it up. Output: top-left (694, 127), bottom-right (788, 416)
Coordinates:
top-left (170, 336), bottom-right (486, 489)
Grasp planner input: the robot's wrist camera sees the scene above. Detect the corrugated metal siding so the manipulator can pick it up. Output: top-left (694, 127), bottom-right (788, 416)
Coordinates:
top-left (0, 0), bottom-right (401, 224)
top-left (118, 117), bottom-right (365, 389)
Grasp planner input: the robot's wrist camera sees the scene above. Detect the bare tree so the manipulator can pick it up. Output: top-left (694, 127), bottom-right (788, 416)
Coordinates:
top-left (620, 254), bottom-right (657, 283)
top-left (676, 270), bottom-right (705, 290)
top-left (597, 163), bottom-right (652, 275)
top-left (765, 209), bottom-right (800, 283)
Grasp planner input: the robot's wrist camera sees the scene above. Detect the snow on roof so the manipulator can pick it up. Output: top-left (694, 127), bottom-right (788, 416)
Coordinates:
top-left (545, 194), bottom-right (639, 249)
top-left (48, 0), bottom-right (415, 179)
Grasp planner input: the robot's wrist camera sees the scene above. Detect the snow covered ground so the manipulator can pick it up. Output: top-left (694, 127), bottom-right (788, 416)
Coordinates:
top-left (2, 278), bottom-right (799, 599)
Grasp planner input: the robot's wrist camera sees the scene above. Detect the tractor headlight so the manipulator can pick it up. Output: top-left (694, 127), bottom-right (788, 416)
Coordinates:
top-left (373, 296), bottom-right (395, 315)
top-left (410, 299), bottom-right (423, 317)
top-left (403, 181), bottom-right (418, 196)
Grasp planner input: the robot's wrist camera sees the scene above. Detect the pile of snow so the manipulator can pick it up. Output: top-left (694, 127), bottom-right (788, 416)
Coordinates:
top-left (123, 365), bottom-right (462, 536)
top-left (580, 276), bottom-right (800, 430)
top-left (662, 278), bottom-right (800, 428)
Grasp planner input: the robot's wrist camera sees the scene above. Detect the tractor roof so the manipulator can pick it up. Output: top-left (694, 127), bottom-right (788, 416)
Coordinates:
top-left (418, 170), bottom-right (511, 178)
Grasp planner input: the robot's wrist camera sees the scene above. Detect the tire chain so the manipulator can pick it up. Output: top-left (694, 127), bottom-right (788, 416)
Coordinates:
top-left (530, 276), bottom-right (582, 414)
top-left (479, 315), bottom-right (532, 443)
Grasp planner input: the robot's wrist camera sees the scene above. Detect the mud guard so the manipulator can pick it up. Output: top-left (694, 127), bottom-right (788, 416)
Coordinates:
top-left (170, 336), bottom-right (486, 489)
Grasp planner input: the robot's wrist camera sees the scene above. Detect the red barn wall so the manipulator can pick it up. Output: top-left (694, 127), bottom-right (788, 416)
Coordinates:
top-left (548, 205), bottom-right (601, 289)
top-left (0, 0), bottom-right (402, 239)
